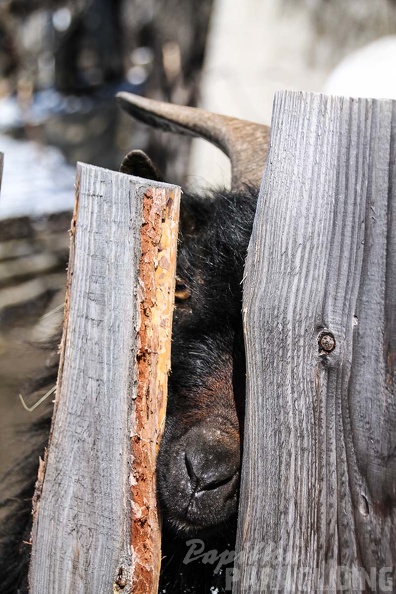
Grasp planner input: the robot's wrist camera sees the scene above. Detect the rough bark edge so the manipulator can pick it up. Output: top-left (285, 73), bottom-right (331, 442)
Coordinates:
top-left (130, 186), bottom-right (180, 593)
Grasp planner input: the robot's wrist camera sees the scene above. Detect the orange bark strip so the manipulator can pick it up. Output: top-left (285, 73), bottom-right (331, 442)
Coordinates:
top-left (131, 186), bottom-right (180, 593)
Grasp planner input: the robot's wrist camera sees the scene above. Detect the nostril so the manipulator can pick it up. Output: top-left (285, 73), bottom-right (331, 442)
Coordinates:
top-left (198, 473), bottom-right (236, 493)
top-left (184, 438), bottom-right (239, 494)
top-left (184, 450), bottom-right (234, 492)
top-left (184, 452), bottom-right (196, 481)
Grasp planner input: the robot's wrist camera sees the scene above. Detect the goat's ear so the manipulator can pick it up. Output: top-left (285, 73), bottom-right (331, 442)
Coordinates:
top-left (119, 149), bottom-right (165, 182)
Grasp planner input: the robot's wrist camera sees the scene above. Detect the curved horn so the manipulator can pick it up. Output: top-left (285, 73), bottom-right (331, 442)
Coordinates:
top-left (116, 92), bottom-right (270, 190)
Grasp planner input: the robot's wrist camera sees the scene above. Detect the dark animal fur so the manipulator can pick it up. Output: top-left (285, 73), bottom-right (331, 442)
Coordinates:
top-left (0, 184), bottom-right (258, 594)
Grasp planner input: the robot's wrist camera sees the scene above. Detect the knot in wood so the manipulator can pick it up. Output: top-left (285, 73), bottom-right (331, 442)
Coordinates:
top-left (319, 331), bottom-right (336, 353)
top-left (115, 567), bottom-right (127, 589)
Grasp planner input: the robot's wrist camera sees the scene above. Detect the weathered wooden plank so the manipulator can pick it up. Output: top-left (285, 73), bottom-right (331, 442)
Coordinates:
top-left (29, 164), bottom-right (180, 594)
top-left (0, 252), bottom-right (62, 286)
top-left (234, 91), bottom-right (396, 593)
top-left (0, 215), bottom-right (33, 241)
top-left (0, 234), bottom-right (69, 261)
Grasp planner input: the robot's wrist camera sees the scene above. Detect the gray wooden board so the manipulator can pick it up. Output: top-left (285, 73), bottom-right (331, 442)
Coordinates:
top-left (28, 163), bottom-right (179, 594)
top-left (235, 91), bottom-right (396, 593)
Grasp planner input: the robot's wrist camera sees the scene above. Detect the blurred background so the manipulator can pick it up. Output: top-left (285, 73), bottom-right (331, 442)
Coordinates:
top-left (0, 0), bottom-right (395, 476)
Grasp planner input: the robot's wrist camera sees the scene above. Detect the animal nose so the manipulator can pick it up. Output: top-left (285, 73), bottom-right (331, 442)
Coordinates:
top-left (184, 427), bottom-right (239, 493)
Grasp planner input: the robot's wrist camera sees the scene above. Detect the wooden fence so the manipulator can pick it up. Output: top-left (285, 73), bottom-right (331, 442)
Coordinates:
top-left (235, 91), bottom-right (396, 593)
top-left (27, 165), bottom-right (181, 594)
top-left (1, 90), bottom-right (395, 592)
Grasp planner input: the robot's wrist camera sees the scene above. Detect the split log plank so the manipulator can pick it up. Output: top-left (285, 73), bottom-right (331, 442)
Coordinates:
top-left (235, 91), bottom-right (396, 593)
top-left (29, 163), bottom-right (180, 594)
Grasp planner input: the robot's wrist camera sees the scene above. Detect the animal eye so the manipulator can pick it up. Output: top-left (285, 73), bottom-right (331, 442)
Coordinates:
top-left (175, 276), bottom-right (191, 302)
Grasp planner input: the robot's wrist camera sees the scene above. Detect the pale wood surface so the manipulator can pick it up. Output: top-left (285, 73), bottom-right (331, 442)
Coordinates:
top-left (29, 164), bottom-right (180, 594)
top-left (235, 91), bottom-right (396, 593)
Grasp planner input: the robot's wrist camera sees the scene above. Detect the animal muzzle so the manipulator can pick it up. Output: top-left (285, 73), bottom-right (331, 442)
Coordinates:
top-left (157, 422), bottom-right (241, 535)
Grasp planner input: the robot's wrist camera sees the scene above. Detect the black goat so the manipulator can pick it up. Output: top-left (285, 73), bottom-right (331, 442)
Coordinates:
top-left (0, 95), bottom-right (270, 593)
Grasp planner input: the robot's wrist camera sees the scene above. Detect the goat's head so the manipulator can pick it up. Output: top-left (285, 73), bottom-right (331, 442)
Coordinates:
top-left (118, 93), bottom-right (269, 535)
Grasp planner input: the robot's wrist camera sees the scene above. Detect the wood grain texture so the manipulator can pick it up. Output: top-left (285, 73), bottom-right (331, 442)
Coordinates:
top-left (28, 164), bottom-right (180, 594)
top-left (235, 91), bottom-right (396, 593)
